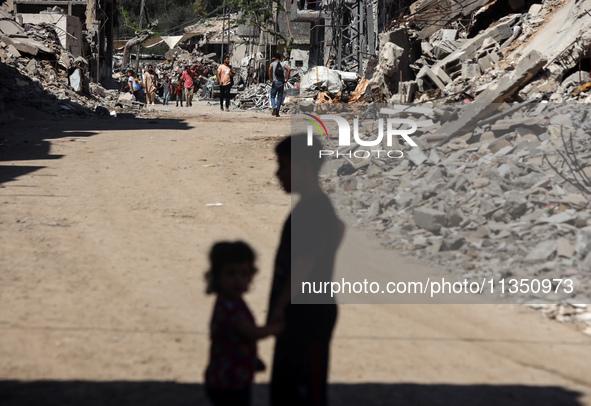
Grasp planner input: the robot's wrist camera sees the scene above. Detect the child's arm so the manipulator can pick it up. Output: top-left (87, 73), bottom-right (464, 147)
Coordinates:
top-left (235, 319), bottom-right (283, 340)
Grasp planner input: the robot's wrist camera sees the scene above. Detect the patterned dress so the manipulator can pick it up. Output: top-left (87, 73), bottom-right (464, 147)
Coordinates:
top-left (205, 297), bottom-right (257, 390)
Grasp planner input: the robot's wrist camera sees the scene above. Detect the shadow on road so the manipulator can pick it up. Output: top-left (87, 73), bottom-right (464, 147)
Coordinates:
top-left (0, 118), bottom-right (194, 185)
top-left (0, 380), bottom-right (583, 406)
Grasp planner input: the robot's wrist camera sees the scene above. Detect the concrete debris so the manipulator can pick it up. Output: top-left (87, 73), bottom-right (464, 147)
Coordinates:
top-left (414, 208), bottom-right (447, 233)
top-left (436, 50), bottom-right (547, 146)
top-left (0, 11), bottom-right (121, 120)
top-left (235, 83), bottom-right (273, 110)
top-left (310, 0), bottom-right (591, 113)
top-left (317, 101), bottom-right (591, 309)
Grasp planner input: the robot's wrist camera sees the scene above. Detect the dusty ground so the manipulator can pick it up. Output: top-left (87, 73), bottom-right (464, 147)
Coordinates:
top-left (1, 101), bottom-right (591, 405)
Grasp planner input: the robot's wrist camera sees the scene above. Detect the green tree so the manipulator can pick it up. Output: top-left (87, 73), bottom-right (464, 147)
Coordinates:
top-left (115, 0), bottom-right (208, 38)
top-left (218, 0), bottom-right (287, 43)
top-left (193, 0), bottom-right (208, 15)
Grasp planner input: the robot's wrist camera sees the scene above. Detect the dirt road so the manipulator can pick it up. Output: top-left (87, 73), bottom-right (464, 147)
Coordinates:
top-left (1, 102), bottom-right (590, 405)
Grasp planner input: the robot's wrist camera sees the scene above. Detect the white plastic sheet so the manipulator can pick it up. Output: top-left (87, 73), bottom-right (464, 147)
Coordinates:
top-left (300, 66), bottom-right (344, 94)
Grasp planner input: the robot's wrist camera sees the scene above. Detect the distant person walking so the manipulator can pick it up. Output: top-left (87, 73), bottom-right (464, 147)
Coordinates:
top-left (268, 54), bottom-right (291, 118)
top-left (217, 55), bottom-right (235, 112)
top-left (204, 241), bottom-right (283, 406)
top-left (124, 69), bottom-right (141, 101)
top-left (181, 65), bottom-right (197, 107)
top-left (175, 82), bottom-right (184, 107)
top-left (268, 135), bottom-right (344, 406)
top-left (162, 76), bottom-right (172, 106)
top-left (143, 64), bottom-right (158, 105)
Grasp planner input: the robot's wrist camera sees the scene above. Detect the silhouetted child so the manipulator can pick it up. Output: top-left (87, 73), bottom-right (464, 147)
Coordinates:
top-left (175, 82), bottom-right (184, 107)
top-left (205, 241), bottom-right (282, 406)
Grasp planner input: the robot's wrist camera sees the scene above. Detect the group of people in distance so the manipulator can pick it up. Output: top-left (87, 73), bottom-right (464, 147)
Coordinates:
top-left (124, 63), bottom-right (200, 107)
top-left (205, 135), bottom-right (345, 406)
top-left (124, 53), bottom-right (291, 116)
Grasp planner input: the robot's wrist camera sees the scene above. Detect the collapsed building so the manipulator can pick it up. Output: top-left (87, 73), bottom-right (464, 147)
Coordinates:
top-left (0, 0), bottom-right (122, 121)
top-left (289, 0), bottom-right (591, 105)
top-left (2, 0), bottom-right (115, 82)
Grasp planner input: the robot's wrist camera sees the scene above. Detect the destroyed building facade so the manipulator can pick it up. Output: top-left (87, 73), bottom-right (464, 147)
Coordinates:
top-left (2, 0), bottom-right (115, 82)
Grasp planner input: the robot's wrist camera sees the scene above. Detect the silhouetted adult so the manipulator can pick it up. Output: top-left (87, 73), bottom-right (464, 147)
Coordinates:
top-left (268, 134), bottom-right (345, 406)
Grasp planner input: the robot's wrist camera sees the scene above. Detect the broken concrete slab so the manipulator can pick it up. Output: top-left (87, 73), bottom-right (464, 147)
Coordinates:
top-left (5, 43), bottom-right (20, 57)
top-left (397, 81), bottom-right (418, 103)
top-left (490, 117), bottom-right (541, 131)
top-left (478, 53), bottom-right (495, 71)
top-left (430, 14), bottom-right (518, 76)
top-left (417, 66), bottom-right (447, 91)
top-left (441, 236), bottom-right (465, 251)
top-left (406, 148), bottom-right (429, 166)
top-left (2, 35), bottom-right (55, 56)
top-left (524, 240), bottom-right (557, 262)
top-left (541, 211), bottom-right (576, 224)
top-left (461, 63), bottom-right (481, 80)
top-left (557, 238), bottom-right (575, 258)
top-left (367, 200), bottom-right (382, 218)
top-left (428, 149), bottom-right (441, 164)
top-left (378, 27), bottom-right (413, 83)
top-left (446, 210), bottom-right (463, 227)
top-left (414, 208), bottom-right (447, 232)
top-left (432, 40), bottom-right (461, 59)
top-left (426, 167), bottom-right (444, 184)
top-left (436, 50), bottom-right (547, 146)
top-left (0, 19), bottom-right (24, 35)
top-left (528, 3), bottom-right (543, 16)
top-left (504, 192), bottom-right (527, 219)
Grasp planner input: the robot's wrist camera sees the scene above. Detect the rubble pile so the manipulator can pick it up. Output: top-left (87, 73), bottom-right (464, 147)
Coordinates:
top-left (318, 102), bottom-right (591, 318)
top-left (234, 81), bottom-right (300, 111)
top-left (185, 15), bottom-right (238, 47)
top-left (235, 83), bottom-right (273, 109)
top-left (527, 302), bottom-right (591, 336)
top-left (0, 8), bottom-right (119, 119)
top-left (368, 0), bottom-right (591, 105)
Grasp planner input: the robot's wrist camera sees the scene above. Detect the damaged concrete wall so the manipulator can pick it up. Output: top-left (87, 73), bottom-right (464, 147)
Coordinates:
top-left (410, 0), bottom-right (495, 39)
top-left (84, 0), bottom-right (114, 83)
top-left (356, 0), bottom-right (591, 108)
top-left (20, 13), bottom-right (83, 56)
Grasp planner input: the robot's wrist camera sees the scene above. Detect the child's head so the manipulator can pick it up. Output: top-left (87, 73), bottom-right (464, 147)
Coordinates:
top-left (127, 69), bottom-right (134, 77)
top-left (164, 76), bottom-right (169, 82)
top-left (206, 241), bottom-right (257, 298)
